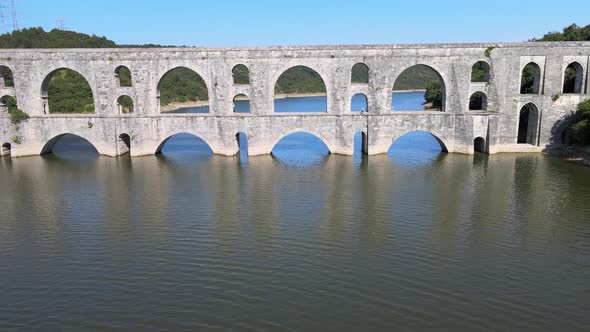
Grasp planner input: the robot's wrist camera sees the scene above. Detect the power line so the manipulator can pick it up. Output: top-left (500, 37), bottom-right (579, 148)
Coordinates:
top-left (10, 0), bottom-right (17, 31)
top-left (0, 2), bottom-right (8, 33)
top-left (57, 18), bottom-right (65, 30)
top-left (0, 0), bottom-right (17, 33)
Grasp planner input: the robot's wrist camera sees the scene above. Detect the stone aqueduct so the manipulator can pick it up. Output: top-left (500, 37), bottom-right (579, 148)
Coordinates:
top-left (0, 42), bottom-right (589, 157)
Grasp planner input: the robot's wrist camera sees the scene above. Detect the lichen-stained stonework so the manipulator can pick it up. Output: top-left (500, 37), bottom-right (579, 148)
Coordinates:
top-left (0, 42), bottom-right (589, 157)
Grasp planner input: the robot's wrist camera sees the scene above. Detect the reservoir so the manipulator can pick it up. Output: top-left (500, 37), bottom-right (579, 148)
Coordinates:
top-left (1, 93), bottom-right (589, 330)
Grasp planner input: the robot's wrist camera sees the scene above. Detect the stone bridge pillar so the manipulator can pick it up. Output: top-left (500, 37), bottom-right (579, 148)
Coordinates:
top-left (249, 60), bottom-right (273, 115)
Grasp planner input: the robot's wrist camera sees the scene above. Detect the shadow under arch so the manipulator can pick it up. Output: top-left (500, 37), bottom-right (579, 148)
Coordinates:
top-left (156, 66), bottom-right (209, 113)
top-left (520, 62), bottom-right (542, 94)
top-left (41, 133), bottom-right (99, 155)
top-left (270, 131), bottom-right (331, 166)
top-left (118, 133), bottom-right (131, 155)
top-left (270, 130), bottom-right (333, 154)
top-left (392, 64), bottom-right (447, 111)
top-left (155, 132), bottom-right (214, 155)
top-left (41, 67), bottom-right (95, 114)
top-left (388, 130), bottom-right (449, 168)
top-left (390, 130), bottom-right (449, 152)
top-left (517, 102), bottom-right (541, 145)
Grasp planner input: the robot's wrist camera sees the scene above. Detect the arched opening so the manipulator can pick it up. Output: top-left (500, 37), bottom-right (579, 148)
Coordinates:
top-left (233, 94), bottom-right (250, 113)
top-left (274, 66), bottom-right (327, 113)
top-left (117, 95), bottom-right (134, 114)
top-left (156, 133), bottom-right (213, 157)
top-left (392, 64), bottom-right (446, 111)
top-left (271, 131), bottom-right (330, 166)
top-left (469, 92), bottom-right (488, 111)
top-left (157, 67), bottom-right (209, 113)
top-left (118, 133), bottom-right (131, 155)
top-left (474, 137), bottom-right (486, 153)
top-left (520, 62), bottom-right (542, 94)
top-left (563, 62), bottom-right (584, 94)
top-left (390, 131), bottom-right (448, 152)
top-left (0, 95), bottom-right (17, 113)
top-left (1, 142), bottom-right (11, 156)
top-left (114, 66), bottom-right (132, 87)
top-left (232, 64), bottom-right (250, 84)
top-left (471, 61), bottom-right (490, 82)
top-left (41, 68), bottom-right (94, 114)
top-left (351, 63), bottom-right (369, 84)
top-left (389, 130), bottom-right (447, 164)
top-left (0, 65), bottom-right (14, 88)
top-left (351, 93), bottom-right (368, 112)
top-left (353, 131), bottom-right (368, 156)
top-left (517, 103), bottom-right (540, 145)
top-left (235, 132), bottom-right (248, 160)
top-left (41, 134), bottom-right (99, 159)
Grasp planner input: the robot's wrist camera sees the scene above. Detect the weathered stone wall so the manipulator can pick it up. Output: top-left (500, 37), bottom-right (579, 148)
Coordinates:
top-left (0, 42), bottom-right (588, 157)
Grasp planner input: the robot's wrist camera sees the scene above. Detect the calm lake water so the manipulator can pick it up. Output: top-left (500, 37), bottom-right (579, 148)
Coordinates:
top-left (1, 94), bottom-right (590, 330)
top-left (169, 91), bottom-right (426, 113)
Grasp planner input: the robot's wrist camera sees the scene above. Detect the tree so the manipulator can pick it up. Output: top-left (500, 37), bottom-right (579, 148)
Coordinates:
top-left (424, 81), bottom-right (443, 110)
top-left (570, 99), bottom-right (590, 145)
top-left (534, 23), bottom-right (590, 41)
top-left (520, 64), bottom-right (537, 94)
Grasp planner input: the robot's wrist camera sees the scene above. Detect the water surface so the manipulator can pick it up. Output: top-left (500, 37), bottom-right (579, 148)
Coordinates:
top-left (1, 94), bottom-right (590, 330)
top-left (170, 91), bottom-right (427, 113)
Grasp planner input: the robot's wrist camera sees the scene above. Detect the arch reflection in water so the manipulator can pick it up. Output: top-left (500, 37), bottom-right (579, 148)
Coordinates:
top-left (156, 133), bottom-right (213, 159)
top-left (41, 134), bottom-right (99, 160)
top-left (235, 132), bottom-right (248, 162)
top-left (271, 132), bottom-right (330, 166)
top-left (388, 130), bottom-right (447, 167)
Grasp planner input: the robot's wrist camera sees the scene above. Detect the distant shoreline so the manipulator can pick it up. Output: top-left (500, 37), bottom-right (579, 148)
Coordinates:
top-left (161, 101), bottom-right (209, 112)
top-left (393, 89), bottom-right (427, 93)
top-left (274, 93), bottom-right (326, 99)
top-left (162, 90), bottom-right (427, 112)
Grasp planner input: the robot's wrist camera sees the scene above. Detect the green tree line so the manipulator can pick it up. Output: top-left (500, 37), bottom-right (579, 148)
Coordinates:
top-left (533, 23), bottom-right (590, 41)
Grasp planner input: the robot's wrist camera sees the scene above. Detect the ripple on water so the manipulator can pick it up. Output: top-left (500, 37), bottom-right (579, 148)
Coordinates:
top-left (1, 131), bottom-right (590, 330)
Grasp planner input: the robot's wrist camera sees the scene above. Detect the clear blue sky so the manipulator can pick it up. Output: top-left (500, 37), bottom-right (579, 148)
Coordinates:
top-left (12, 0), bottom-right (590, 46)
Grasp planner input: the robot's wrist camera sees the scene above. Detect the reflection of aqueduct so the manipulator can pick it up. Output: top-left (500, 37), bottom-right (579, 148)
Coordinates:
top-left (0, 42), bottom-right (589, 157)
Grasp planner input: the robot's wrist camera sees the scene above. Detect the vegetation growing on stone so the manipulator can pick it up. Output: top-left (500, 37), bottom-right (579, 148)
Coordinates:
top-left (3, 96), bottom-right (29, 124)
top-left (9, 108), bottom-right (29, 125)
